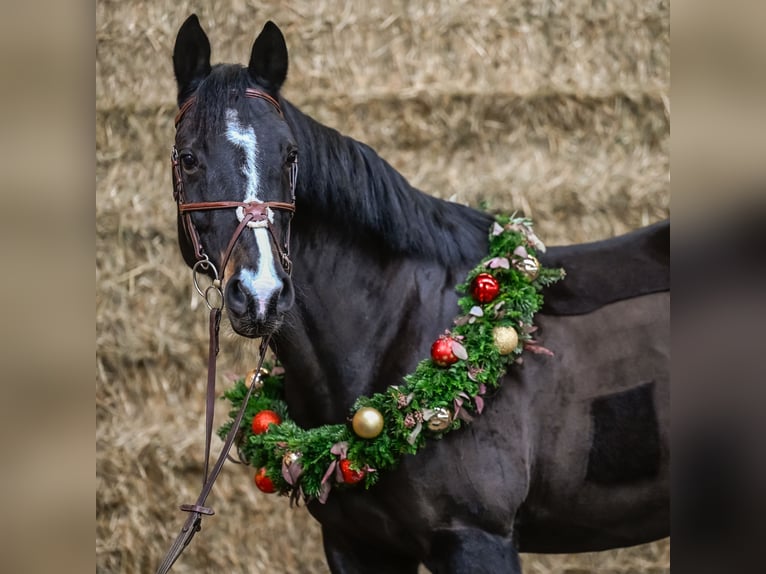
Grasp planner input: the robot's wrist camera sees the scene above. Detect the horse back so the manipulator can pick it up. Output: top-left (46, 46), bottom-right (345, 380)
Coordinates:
top-left (540, 220), bottom-right (669, 316)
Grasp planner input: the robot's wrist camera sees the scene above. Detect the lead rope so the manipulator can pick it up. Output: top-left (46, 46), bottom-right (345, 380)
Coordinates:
top-left (155, 333), bottom-right (271, 574)
top-left (155, 209), bottom-right (279, 574)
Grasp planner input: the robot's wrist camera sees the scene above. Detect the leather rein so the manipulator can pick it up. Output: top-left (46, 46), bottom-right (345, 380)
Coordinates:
top-left (156, 88), bottom-right (296, 574)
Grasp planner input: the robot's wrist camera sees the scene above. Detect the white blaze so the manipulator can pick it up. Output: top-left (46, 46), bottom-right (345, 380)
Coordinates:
top-left (239, 238), bottom-right (280, 318)
top-left (225, 108), bottom-right (282, 315)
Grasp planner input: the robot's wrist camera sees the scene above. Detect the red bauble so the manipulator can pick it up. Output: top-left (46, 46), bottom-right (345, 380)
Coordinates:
top-left (251, 410), bottom-right (282, 435)
top-left (254, 467), bottom-right (276, 493)
top-left (339, 459), bottom-right (366, 484)
top-left (471, 273), bottom-right (500, 303)
top-left (431, 335), bottom-right (459, 367)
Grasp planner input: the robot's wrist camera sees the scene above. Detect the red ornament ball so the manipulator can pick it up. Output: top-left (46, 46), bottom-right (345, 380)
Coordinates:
top-left (254, 467), bottom-right (276, 493)
top-left (339, 459), bottom-right (366, 484)
top-left (251, 410), bottom-right (282, 435)
top-left (431, 335), bottom-right (459, 367)
top-left (471, 273), bottom-right (500, 303)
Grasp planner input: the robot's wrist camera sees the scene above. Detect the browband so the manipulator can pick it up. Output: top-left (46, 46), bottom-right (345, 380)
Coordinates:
top-left (174, 88), bottom-right (283, 127)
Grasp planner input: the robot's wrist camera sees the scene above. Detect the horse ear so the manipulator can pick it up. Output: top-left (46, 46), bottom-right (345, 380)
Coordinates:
top-left (173, 14), bottom-right (212, 105)
top-left (248, 21), bottom-right (288, 93)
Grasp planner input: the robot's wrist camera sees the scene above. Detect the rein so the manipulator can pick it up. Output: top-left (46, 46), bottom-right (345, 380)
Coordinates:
top-left (156, 88), bottom-right (296, 573)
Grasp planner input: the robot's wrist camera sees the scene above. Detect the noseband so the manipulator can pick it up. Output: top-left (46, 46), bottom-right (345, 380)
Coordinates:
top-left (157, 89), bottom-right (297, 574)
top-left (171, 88), bottom-right (298, 304)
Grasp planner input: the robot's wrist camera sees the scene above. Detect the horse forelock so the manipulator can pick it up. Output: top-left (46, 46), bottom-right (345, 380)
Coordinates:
top-left (180, 65), bottom-right (274, 133)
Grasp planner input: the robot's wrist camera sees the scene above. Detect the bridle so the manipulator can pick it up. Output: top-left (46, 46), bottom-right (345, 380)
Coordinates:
top-left (171, 87), bottom-right (298, 291)
top-left (156, 88), bottom-right (297, 574)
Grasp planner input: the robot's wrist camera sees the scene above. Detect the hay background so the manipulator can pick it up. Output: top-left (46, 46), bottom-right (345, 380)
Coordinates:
top-left (96, 0), bottom-right (669, 572)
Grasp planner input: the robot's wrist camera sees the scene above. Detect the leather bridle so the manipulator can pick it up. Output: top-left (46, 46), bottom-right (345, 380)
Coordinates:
top-left (156, 88), bottom-right (297, 574)
top-left (171, 87), bottom-right (297, 282)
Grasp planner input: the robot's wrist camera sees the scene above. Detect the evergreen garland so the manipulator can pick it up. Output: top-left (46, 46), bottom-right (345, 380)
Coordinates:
top-left (218, 215), bottom-right (564, 503)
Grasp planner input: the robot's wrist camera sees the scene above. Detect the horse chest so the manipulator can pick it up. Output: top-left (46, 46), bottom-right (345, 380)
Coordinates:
top-left (307, 399), bottom-right (532, 553)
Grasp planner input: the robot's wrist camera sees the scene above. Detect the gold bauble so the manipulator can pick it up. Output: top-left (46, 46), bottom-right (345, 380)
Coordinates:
top-left (426, 407), bottom-right (453, 431)
top-left (352, 407), bottom-right (384, 439)
top-left (493, 326), bottom-right (519, 355)
top-left (282, 451), bottom-right (301, 467)
top-left (517, 255), bottom-right (540, 280)
top-left (244, 367), bottom-right (268, 390)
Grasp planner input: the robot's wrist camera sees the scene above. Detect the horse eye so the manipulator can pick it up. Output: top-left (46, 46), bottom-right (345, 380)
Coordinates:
top-left (180, 152), bottom-right (198, 172)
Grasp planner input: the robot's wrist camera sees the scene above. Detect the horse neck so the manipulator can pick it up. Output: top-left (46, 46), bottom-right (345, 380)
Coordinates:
top-left (273, 101), bottom-right (492, 427)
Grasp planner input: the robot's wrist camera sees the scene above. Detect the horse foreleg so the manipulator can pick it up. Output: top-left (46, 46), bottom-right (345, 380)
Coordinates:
top-left (425, 527), bottom-right (522, 574)
top-left (321, 526), bottom-right (420, 574)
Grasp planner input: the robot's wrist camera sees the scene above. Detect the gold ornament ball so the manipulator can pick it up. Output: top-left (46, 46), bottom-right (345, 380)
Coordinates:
top-left (517, 255), bottom-right (540, 280)
top-left (493, 326), bottom-right (519, 355)
top-left (244, 367), bottom-right (268, 390)
top-left (426, 407), bottom-right (453, 431)
top-left (352, 407), bottom-right (384, 439)
top-left (283, 451), bottom-right (301, 467)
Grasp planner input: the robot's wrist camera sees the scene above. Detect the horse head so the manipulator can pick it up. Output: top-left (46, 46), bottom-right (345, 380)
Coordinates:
top-left (171, 15), bottom-right (296, 338)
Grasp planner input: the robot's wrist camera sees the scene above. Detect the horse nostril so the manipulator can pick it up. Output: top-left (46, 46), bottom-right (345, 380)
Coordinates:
top-left (226, 277), bottom-right (249, 315)
top-left (276, 278), bottom-right (295, 313)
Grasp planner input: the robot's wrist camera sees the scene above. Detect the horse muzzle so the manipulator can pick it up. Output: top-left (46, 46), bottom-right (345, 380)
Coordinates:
top-left (224, 269), bottom-right (294, 337)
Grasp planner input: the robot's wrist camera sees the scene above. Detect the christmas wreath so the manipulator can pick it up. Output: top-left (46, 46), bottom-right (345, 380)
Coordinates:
top-left (218, 215), bottom-right (564, 503)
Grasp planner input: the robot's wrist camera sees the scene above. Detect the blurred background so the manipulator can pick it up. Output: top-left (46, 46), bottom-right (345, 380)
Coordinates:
top-left (96, 0), bottom-right (671, 571)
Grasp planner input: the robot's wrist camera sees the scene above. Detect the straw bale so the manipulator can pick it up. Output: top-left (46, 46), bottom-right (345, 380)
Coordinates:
top-left (96, 0), bottom-right (669, 572)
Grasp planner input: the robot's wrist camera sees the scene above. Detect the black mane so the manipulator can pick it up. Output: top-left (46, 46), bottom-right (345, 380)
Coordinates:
top-left (283, 100), bottom-right (493, 266)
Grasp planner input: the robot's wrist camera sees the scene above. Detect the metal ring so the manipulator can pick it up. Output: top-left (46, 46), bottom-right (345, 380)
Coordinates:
top-left (204, 284), bottom-right (224, 310)
top-left (192, 257), bottom-right (220, 302)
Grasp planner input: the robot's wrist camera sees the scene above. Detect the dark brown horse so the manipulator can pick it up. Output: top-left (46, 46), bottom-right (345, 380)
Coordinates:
top-left (169, 15), bottom-right (669, 573)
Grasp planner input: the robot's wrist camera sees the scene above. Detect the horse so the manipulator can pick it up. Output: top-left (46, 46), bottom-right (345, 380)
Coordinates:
top-left (169, 15), bottom-right (670, 573)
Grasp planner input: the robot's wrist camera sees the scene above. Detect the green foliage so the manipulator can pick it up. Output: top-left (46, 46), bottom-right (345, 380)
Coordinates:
top-left (217, 216), bottom-right (564, 503)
